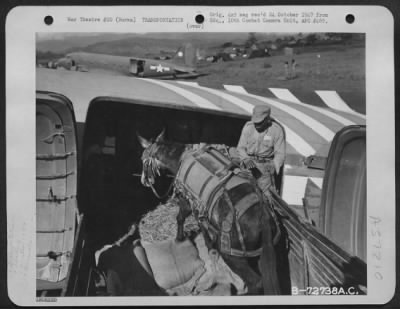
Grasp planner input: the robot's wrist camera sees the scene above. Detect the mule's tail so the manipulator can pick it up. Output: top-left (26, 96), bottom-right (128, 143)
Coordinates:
top-left (258, 202), bottom-right (282, 295)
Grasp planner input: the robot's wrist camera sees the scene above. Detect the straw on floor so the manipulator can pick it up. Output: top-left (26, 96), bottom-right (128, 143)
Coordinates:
top-left (139, 201), bottom-right (200, 242)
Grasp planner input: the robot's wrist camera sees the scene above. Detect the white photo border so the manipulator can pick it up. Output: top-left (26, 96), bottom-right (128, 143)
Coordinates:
top-left (6, 5), bottom-right (396, 306)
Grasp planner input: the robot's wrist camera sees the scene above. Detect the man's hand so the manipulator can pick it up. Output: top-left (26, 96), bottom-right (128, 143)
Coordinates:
top-left (241, 158), bottom-right (257, 170)
top-left (266, 160), bottom-right (276, 174)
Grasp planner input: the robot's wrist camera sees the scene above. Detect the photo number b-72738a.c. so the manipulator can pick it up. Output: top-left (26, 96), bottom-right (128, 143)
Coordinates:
top-left (5, 4), bottom-right (396, 307)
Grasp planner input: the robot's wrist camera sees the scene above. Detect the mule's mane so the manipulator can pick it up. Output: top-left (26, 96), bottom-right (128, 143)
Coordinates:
top-left (153, 141), bottom-right (200, 155)
top-left (147, 140), bottom-right (201, 175)
top-left (153, 141), bottom-right (201, 156)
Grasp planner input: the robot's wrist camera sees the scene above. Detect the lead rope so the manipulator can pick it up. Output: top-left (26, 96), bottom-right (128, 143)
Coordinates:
top-left (149, 178), bottom-right (175, 200)
top-left (223, 191), bottom-right (247, 256)
top-left (261, 190), bottom-right (282, 246)
top-left (145, 155), bottom-right (176, 200)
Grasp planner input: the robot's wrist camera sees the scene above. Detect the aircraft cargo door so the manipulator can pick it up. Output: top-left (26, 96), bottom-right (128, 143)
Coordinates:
top-left (129, 59), bottom-right (145, 76)
top-left (36, 92), bottom-right (83, 296)
top-left (319, 125), bottom-right (366, 262)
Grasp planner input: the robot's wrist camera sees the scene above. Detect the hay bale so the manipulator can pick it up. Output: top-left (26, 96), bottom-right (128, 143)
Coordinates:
top-left (139, 201), bottom-right (199, 242)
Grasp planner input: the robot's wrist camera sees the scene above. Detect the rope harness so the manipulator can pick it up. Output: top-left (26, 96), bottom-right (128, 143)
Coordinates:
top-left (141, 143), bottom-right (281, 258)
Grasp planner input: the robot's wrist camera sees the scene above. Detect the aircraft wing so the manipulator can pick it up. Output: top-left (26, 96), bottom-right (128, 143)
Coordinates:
top-left (37, 68), bottom-right (365, 156)
top-left (169, 69), bottom-right (207, 79)
top-left (37, 68), bottom-right (365, 206)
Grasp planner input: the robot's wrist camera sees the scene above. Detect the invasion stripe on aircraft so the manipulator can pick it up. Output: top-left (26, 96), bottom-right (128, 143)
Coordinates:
top-left (141, 78), bottom-right (222, 111)
top-left (177, 81), bottom-right (316, 157)
top-left (37, 69), bottom-right (204, 122)
top-left (315, 90), bottom-right (358, 115)
top-left (319, 91), bottom-right (366, 119)
top-left (224, 84), bottom-right (365, 129)
top-left (175, 82), bottom-right (246, 114)
top-left (278, 97), bottom-right (357, 126)
top-left (178, 82), bottom-right (255, 113)
top-left (268, 88), bottom-right (302, 104)
top-left (223, 85), bottom-right (249, 94)
top-left (222, 91), bottom-right (332, 143)
top-left (228, 91), bottom-right (336, 142)
top-left (225, 85), bottom-right (363, 126)
top-left (268, 87), bottom-right (365, 119)
top-left (226, 89), bottom-right (358, 135)
top-left (177, 81), bottom-right (199, 87)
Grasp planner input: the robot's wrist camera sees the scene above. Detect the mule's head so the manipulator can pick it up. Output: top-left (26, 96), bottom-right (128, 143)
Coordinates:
top-left (137, 129), bottom-right (166, 187)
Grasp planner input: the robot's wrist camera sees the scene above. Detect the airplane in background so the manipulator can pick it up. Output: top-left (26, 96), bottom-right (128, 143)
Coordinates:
top-left (50, 43), bottom-right (206, 79)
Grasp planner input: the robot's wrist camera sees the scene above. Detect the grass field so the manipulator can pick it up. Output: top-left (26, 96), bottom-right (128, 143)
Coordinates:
top-left (196, 45), bottom-right (365, 113)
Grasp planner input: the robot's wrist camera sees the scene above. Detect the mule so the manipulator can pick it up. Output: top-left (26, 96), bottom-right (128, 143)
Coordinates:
top-left (137, 129), bottom-right (283, 295)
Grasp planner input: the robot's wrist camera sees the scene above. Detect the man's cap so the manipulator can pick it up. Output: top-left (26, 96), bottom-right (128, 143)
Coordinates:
top-left (252, 105), bottom-right (271, 123)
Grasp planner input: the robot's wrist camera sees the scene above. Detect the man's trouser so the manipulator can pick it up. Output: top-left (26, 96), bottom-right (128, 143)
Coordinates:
top-left (254, 161), bottom-right (275, 195)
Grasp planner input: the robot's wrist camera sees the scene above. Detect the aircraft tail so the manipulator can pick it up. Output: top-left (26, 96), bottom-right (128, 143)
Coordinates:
top-left (171, 43), bottom-right (197, 68)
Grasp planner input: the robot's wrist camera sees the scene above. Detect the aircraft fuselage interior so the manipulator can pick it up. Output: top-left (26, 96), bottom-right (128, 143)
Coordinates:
top-left (80, 99), bottom-right (256, 251)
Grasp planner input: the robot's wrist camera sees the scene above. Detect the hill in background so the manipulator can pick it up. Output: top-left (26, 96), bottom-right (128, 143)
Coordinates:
top-left (36, 32), bottom-right (284, 56)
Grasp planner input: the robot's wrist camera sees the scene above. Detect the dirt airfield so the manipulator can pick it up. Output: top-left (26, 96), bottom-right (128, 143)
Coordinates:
top-left (196, 45), bottom-right (365, 114)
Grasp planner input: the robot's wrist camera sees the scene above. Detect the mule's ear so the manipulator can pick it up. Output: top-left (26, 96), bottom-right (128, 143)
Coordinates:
top-left (155, 128), bottom-right (166, 143)
top-left (137, 132), bottom-right (151, 149)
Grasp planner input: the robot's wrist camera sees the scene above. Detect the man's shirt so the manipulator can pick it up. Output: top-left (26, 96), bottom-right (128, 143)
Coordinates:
top-left (237, 121), bottom-right (286, 173)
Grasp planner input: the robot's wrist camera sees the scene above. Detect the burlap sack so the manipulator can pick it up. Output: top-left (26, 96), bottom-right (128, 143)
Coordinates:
top-left (141, 239), bottom-right (205, 291)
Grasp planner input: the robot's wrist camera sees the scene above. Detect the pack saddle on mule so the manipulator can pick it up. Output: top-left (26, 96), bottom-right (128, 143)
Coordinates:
top-left (138, 129), bottom-right (286, 295)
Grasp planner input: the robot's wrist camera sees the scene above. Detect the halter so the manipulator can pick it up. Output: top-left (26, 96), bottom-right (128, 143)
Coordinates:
top-left (141, 142), bottom-right (176, 200)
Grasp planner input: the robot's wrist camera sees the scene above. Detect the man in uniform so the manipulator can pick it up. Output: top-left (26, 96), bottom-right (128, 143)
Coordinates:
top-left (237, 105), bottom-right (286, 194)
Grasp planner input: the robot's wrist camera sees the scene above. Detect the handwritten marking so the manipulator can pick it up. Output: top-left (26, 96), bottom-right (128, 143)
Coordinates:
top-left (370, 216), bottom-right (383, 280)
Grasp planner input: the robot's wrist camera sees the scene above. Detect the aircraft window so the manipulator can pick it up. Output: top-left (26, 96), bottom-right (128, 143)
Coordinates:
top-left (325, 137), bottom-right (366, 257)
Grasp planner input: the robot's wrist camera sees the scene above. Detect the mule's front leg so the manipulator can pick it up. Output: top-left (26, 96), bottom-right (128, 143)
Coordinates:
top-left (176, 197), bottom-right (191, 242)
